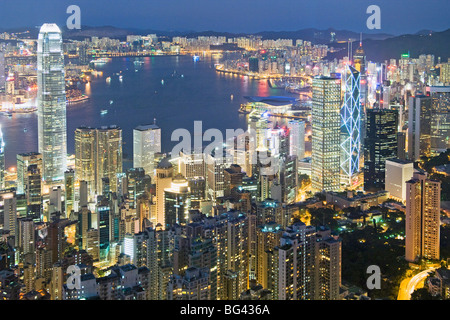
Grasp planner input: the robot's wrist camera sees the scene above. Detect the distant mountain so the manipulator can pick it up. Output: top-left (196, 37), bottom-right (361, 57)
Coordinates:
top-left (327, 28), bottom-right (450, 62)
top-left (254, 28), bottom-right (393, 43)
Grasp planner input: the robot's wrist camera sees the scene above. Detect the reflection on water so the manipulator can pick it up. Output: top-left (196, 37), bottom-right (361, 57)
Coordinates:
top-left (0, 54), bottom-right (296, 168)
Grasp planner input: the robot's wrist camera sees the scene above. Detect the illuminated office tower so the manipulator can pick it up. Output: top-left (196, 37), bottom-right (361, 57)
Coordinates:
top-left (1, 189), bottom-right (17, 242)
top-left (440, 63), bottom-right (450, 85)
top-left (133, 122), bottom-right (161, 177)
top-left (37, 24), bottom-right (67, 185)
top-left (256, 222), bottom-right (283, 291)
top-left (364, 109), bottom-right (398, 192)
top-left (155, 158), bottom-right (174, 227)
top-left (17, 152), bottom-right (42, 195)
top-left (75, 127), bottom-right (96, 196)
top-left (126, 167), bottom-right (150, 208)
top-left (64, 170), bottom-right (75, 218)
top-left (97, 203), bottom-right (111, 262)
top-left (96, 125), bottom-right (122, 194)
top-left (206, 148), bottom-right (232, 202)
top-left (86, 229), bottom-right (99, 261)
top-left (353, 39), bottom-right (366, 111)
top-left (0, 51), bottom-right (5, 90)
top-left (77, 206), bottom-right (91, 250)
top-left (408, 95), bottom-right (432, 161)
top-left (311, 76), bottom-right (342, 193)
top-left (268, 124), bottom-right (289, 158)
top-left (75, 126), bottom-right (122, 196)
top-left (26, 165), bottom-right (42, 218)
top-left (287, 120), bottom-right (305, 160)
top-left (340, 65), bottom-right (361, 188)
top-left (0, 126), bottom-right (4, 189)
top-left (384, 159), bottom-right (414, 203)
top-left (405, 172), bottom-right (441, 262)
top-left (48, 186), bottom-right (62, 215)
top-left (430, 86), bottom-right (450, 155)
top-left (179, 151), bottom-right (205, 179)
top-left (163, 173), bottom-right (191, 228)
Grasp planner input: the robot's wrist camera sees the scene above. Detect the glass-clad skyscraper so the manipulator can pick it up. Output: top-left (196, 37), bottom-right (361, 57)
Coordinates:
top-left (340, 65), bottom-right (361, 188)
top-left (311, 75), bottom-right (342, 193)
top-left (37, 23), bottom-right (67, 184)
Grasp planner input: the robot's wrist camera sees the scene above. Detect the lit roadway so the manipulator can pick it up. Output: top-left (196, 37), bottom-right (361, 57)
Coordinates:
top-left (397, 268), bottom-right (435, 300)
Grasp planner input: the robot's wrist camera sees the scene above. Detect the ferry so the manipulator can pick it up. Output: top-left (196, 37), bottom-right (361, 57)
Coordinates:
top-left (90, 57), bottom-right (110, 65)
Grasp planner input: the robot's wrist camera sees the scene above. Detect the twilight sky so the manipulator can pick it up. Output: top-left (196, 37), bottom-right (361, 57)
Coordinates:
top-left (0, 0), bottom-right (449, 35)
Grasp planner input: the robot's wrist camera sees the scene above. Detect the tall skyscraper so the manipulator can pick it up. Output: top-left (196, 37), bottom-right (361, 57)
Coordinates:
top-left (17, 152), bottom-right (42, 195)
top-left (311, 76), bottom-right (342, 193)
top-left (75, 126), bottom-right (122, 196)
top-left (0, 51), bottom-right (5, 91)
top-left (340, 65), bottom-right (361, 188)
top-left (364, 109), bottom-right (398, 192)
top-left (75, 127), bottom-right (96, 196)
top-left (408, 95), bottom-right (432, 161)
top-left (96, 126), bottom-right (122, 194)
top-left (430, 86), bottom-right (450, 155)
top-left (405, 172), bottom-right (441, 262)
top-left (37, 24), bottom-right (67, 185)
top-left (133, 122), bottom-right (161, 177)
top-left (287, 120), bottom-right (305, 160)
top-left (0, 126), bottom-right (5, 190)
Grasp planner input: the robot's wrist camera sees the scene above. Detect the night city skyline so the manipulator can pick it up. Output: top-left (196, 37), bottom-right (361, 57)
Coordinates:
top-left (0, 0), bottom-right (449, 307)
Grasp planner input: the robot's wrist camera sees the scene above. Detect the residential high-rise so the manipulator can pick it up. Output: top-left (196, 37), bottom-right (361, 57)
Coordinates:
top-left (311, 76), bottom-right (342, 193)
top-left (37, 24), bottom-right (67, 185)
top-left (405, 172), bottom-right (441, 262)
top-left (340, 65), bottom-right (361, 188)
top-left (133, 123), bottom-right (161, 177)
top-left (364, 109), bottom-right (398, 192)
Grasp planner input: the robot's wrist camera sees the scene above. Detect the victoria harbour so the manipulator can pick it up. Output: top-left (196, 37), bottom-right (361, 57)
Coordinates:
top-left (0, 54), bottom-right (292, 168)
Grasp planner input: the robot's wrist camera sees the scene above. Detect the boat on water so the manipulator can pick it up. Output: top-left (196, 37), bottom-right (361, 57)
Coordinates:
top-left (110, 100), bottom-right (114, 105)
top-left (161, 79), bottom-right (164, 85)
top-left (193, 55), bottom-right (200, 62)
top-left (24, 128), bottom-right (27, 133)
top-left (100, 109), bottom-right (108, 115)
top-left (106, 77), bottom-right (111, 83)
top-left (230, 94), bottom-right (234, 101)
top-left (90, 57), bottom-right (110, 65)
top-left (119, 75), bottom-right (123, 82)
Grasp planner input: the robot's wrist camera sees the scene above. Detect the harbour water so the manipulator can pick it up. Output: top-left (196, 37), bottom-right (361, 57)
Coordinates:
top-left (0, 54), bottom-right (296, 168)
